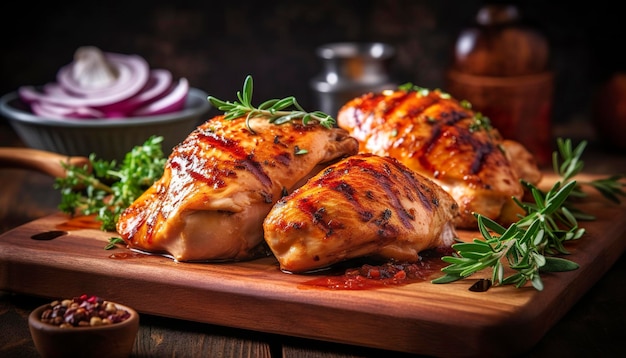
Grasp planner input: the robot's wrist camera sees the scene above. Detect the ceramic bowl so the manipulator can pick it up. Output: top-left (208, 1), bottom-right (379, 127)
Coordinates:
top-left (0, 87), bottom-right (211, 162)
top-left (28, 299), bottom-right (139, 358)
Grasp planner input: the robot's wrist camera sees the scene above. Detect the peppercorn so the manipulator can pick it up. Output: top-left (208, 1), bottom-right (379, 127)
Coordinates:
top-left (39, 294), bottom-right (131, 328)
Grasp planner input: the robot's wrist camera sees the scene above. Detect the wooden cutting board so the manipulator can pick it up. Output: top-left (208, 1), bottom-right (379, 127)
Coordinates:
top-left (1, 174), bottom-right (625, 357)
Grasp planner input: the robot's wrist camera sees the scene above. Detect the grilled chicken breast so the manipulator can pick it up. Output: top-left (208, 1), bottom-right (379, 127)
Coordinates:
top-left (116, 115), bottom-right (358, 262)
top-left (263, 153), bottom-right (459, 273)
top-left (337, 88), bottom-right (541, 228)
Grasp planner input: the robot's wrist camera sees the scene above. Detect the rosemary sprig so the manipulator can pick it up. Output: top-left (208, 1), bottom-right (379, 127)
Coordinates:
top-left (432, 137), bottom-right (625, 291)
top-left (208, 75), bottom-right (335, 133)
top-left (433, 181), bottom-right (583, 290)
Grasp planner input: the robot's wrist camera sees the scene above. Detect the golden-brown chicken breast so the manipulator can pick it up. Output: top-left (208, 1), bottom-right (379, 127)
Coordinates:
top-left (116, 115), bottom-right (358, 262)
top-left (263, 153), bottom-right (459, 273)
top-left (337, 88), bottom-right (541, 228)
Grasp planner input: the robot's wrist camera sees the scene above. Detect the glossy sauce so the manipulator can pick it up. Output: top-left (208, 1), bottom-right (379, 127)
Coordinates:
top-left (56, 214), bottom-right (102, 231)
top-left (299, 247), bottom-right (452, 290)
top-left (109, 251), bottom-right (150, 260)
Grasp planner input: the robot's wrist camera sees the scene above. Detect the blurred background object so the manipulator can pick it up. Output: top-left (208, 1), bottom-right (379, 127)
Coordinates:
top-left (310, 42), bottom-right (396, 117)
top-left (2, 0), bottom-right (625, 149)
top-left (592, 72), bottom-right (626, 152)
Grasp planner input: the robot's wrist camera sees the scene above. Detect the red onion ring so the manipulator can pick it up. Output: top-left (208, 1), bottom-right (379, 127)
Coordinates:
top-left (96, 69), bottom-right (174, 117)
top-left (21, 54), bottom-right (149, 107)
top-left (17, 47), bottom-right (189, 119)
top-left (133, 77), bottom-right (189, 116)
top-left (56, 53), bottom-right (149, 100)
top-left (30, 101), bottom-right (105, 119)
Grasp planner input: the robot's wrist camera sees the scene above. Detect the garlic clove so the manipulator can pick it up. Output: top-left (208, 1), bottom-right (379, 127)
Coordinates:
top-left (70, 46), bottom-right (119, 89)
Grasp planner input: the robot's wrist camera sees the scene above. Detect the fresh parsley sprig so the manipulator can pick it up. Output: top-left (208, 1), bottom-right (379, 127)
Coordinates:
top-left (208, 75), bottom-right (335, 133)
top-left (433, 137), bottom-right (624, 291)
top-left (54, 135), bottom-right (167, 233)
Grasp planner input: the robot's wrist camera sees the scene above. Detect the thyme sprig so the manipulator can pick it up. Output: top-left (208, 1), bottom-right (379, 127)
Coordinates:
top-left (433, 137), bottom-right (625, 291)
top-left (54, 135), bottom-right (167, 233)
top-left (208, 75), bottom-right (335, 133)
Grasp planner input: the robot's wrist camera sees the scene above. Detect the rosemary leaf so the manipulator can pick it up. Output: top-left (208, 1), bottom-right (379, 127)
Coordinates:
top-left (540, 256), bottom-right (580, 272)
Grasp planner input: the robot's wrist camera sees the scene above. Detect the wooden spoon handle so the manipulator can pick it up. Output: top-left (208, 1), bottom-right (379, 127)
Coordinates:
top-left (0, 148), bottom-right (90, 178)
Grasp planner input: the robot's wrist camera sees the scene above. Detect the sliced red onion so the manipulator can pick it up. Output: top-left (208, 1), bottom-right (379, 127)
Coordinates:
top-left (133, 77), bottom-right (189, 116)
top-left (31, 101), bottom-right (105, 119)
top-left (17, 46), bottom-right (189, 119)
top-left (95, 69), bottom-right (173, 117)
top-left (44, 53), bottom-right (148, 106)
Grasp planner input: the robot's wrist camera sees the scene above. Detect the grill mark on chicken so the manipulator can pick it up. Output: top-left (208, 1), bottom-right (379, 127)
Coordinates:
top-left (117, 114), bottom-right (360, 262)
top-left (273, 152), bottom-right (291, 166)
top-left (401, 92), bottom-right (436, 118)
top-left (169, 156), bottom-right (233, 189)
top-left (469, 141), bottom-right (494, 178)
top-left (418, 124), bottom-right (441, 173)
top-left (387, 94), bottom-right (472, 175)
top-left (195, 129), bottom-right (273, 189)
top-left (288, 160), bottom-right (413, 240)
top-left (263, 153), bottom-right (460, 272)
top-left (417, 100), bottom-right (479, 176)
top-left (290, 196), bottom-right (343, 238)
top-left (143, 196), bottom-right (163, 245)
top-left (233, 156), bottom-right (272, 189)
top-left (196, 128), bottom-right (247, 159)
top-left (395, 160), bottom-right (438, 213)
top-left (337, 89), bottom-right (542, 228)
top-left (299, 167), bottom-right (371, 221)
top-left (358, 160), bottom-right (416, 230)
top-left (319, 157), bottom-right (416, 231)
top-left (271, 135), bottom-right (293, 167)
top-left (126, 180), bottom-right (174, 246)
top-left (381, 92), bottom-right (408, 116)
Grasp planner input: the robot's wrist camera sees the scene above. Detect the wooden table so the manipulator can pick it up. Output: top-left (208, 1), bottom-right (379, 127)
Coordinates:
top-left (2, 120), bottom-right (626, 358)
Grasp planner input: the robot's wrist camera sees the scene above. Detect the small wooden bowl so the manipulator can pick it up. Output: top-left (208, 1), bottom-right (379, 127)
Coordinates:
top-left (28, 301), bottom-right (139, 358)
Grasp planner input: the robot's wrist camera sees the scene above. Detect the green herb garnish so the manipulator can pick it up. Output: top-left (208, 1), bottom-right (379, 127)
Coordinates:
top-left (400, 82), bottom-right (492, 133)
top-left (104, 237), bottom-right (126, 250)
top-left (553, 138), bottom-right (626, 206)
top-left (294, 147), bottom-right (308, 155)
top-left (398, 82), bottom-right (432, 97)
top-left (433, 138), bottom-right (625, 291)
top-left (208, 75), bottom-right (335, 133)
top-left (54, 135), bottom-right (167, 233)
top-left (468, 112), bottom-right (493, 133)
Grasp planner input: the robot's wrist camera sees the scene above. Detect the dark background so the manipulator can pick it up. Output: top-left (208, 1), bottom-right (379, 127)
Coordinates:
top-left (1, 0), bottom-right (623, 126)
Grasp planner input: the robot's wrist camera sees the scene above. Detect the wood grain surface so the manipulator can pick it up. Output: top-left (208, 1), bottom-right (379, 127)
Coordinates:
top-left (1, 174), bottom-right (625, 357)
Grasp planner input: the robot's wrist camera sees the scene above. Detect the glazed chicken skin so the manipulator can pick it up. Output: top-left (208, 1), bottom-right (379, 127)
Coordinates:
top-left (263, 153), bottom-right (460, 273)
top-left (337, 88), bottom-right (542, 228)
top-left (116, 115), bottom-right (358, 262)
